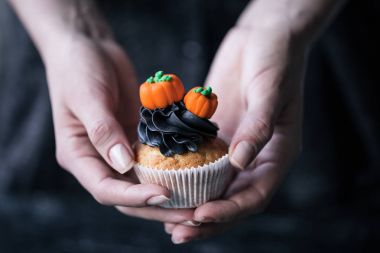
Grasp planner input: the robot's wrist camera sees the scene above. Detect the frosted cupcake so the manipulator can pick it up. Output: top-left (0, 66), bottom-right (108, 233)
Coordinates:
top-left (134, 71), bottom-right (232, 208)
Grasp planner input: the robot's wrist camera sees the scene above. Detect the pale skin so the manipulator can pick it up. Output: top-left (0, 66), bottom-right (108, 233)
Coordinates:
top-left (10, 0), bottom-right (345, 244)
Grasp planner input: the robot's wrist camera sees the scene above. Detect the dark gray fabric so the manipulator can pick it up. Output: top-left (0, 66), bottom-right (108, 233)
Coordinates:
top-left (0, 0), bottom-right (379, 252)
top-left (0, 2), bottom-right (58, 193)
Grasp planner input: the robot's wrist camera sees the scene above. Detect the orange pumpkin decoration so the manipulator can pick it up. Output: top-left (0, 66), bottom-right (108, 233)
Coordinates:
top-left (140, 71), bottom-right (185, 110)
top-left (184, 86), bottom-right (218, 119)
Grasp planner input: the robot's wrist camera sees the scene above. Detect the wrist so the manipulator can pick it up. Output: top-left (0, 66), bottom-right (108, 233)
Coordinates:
top-left (9, 0), bottom-right (112, 65)
top-left (41, 21), bottom-right (111, 67)
top-left (238, 0), bottom-right (346, 44)
top-left (41, 29), bottom-right (102, 68)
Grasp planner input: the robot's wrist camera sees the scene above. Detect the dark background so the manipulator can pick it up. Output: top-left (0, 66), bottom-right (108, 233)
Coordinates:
top-left (0, 0), bottom-right (379, 252)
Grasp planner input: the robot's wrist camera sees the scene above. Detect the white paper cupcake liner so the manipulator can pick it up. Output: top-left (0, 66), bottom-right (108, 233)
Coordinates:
top-left (133, 154), bottom-right (232, 208)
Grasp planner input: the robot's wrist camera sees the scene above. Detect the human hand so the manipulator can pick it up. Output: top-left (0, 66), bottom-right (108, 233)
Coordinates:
top-left (46, 34), bottom-right (200, 224)
top-left (9, 0), bottom-right (200, 225)
top-left (165, 0), bottom-right (346, 241)
top-left (44, 34), bottom-right (176, 216)
top-left (165, 21), bottom-right (306, 243)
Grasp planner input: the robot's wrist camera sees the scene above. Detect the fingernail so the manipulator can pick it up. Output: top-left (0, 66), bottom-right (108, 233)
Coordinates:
top-left (147, 195), bottom-right (170, 205)
top-left (229, 141), bottom-right (256, 170)
top-left (196, 216), bottom-right (214, 223)
top-left (109, 144), bottom-right (134, 174)
top-left (181, 220), bottom-right (201, 227)
top-left (164, 225), bottom-right (174, 234)
top-left (172, 237), bottom-right (187, 244)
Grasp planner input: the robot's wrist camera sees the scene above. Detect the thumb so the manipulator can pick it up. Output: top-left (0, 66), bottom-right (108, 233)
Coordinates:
top-left (75, 98), bottom-right (135, 174)
top-left (229, 87), bottom-right (278, 170)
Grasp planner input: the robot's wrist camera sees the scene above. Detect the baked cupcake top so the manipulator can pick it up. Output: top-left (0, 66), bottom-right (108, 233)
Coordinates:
top-left (137, 71), bottom-right (219, 157)
top-left (135, 137), bottom-right (228, 169)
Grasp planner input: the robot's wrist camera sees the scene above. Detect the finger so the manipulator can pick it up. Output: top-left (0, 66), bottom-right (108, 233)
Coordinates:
top-left (73, 93), bottom-right (135, 174)
top-left (116, 206), bottom-right (200, 226)
top-left (170, 223), bottom-right (232, 244)
top-left (228, 30), bottom-right (291, 170)
top-left (193, 184), bottom-right (267, 224)
top-left (164, 223), bottom-right (176, 234)
top-left (205, 28), bottom-right (248, 143)
top-left (229, 51), bottom-right (287, 170)
top-left (205, 28), bottom-right (279, 170)
top-left (206, 28), bottom-right (247, 87)
top-left (69, 156), bottom-right (170, 207)
top-left (229, 103), bottom-right (276, 170)
top-left (194, 113), bottom-right (299, 223)
top-left (102, 40), bottom-right (140, 140)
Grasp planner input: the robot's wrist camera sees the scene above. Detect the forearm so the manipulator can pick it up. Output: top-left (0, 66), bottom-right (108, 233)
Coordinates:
top-left (9, 0), bottom-right (110, 62)
top-left (238, 0), bottom-right (347, 42)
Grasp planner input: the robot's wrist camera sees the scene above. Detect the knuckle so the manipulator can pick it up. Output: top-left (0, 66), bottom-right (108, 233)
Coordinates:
top-left (91, 177), bottom-right (111, 205)
top-left (226, 27), bottom-right (241, 38)
top-left (55, 149), bottom-right (68, 170)
top-left (244, 117), bottom-right (274, 148)
top-left (117, 206), bottom-right (136, 216)
top-left (88, 119), bottom-right (114, 147)
top-left (220, 27), bottom-right (249, 49)
top-left (121, 183), bottom-right (133, 196)
top-left (228, 26), bottom-right (248, 38)
top-left (254, 118), bottom-right (274, 143)
top-left (92, 188), bottom-right (109, 206)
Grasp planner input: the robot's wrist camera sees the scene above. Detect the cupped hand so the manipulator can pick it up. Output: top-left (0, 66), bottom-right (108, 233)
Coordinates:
top-left (46, 35), bottom-right (196, 223)
top-left (165, 23), bottom-right (307, 243)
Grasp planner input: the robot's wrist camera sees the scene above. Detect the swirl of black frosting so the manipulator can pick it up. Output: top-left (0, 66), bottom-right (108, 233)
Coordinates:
top-left (137, 102), bottom-right (218, 156)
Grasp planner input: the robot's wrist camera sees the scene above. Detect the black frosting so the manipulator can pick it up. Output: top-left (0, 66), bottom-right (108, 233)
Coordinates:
top-left (137, 102), bottom-right (218, 156)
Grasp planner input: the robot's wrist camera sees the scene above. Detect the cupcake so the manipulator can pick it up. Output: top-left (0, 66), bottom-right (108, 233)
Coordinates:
top-left (134, 70), bottom-right (232, 208)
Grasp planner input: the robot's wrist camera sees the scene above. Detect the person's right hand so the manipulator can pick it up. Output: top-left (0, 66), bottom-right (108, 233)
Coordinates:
top-left (45, 35), bottom-right (196, 224)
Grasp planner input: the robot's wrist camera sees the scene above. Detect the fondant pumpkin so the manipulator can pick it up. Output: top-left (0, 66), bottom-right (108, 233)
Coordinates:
top-left (184, 86), bottom-right (218, 119)
top-left (140, 71), bottom-right (185, 109)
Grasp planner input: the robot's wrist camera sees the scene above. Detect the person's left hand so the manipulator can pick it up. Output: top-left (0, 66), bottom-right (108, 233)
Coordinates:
top-left (163, 21), bottom-right (307, 244)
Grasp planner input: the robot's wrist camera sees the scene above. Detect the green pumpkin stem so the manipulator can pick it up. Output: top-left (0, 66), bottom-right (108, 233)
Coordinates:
top-left (200, 86), bottom-right (212, 97)
top-left (194, 87), bottom-right (204, 93)
top-left (161, 75), bottom-right (172, 81)
top-left (193, 86), bottom-right (212, 97)
top-left (146, 76), bottom-right (154, 83)
top-left (154, 71), bottom-right (163, 82)
top-left (147, 70), bottom-right (172, 83)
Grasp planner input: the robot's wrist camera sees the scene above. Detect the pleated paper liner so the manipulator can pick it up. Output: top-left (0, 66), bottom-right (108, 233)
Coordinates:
top-left (133, 154), bottom-right (232, 208)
